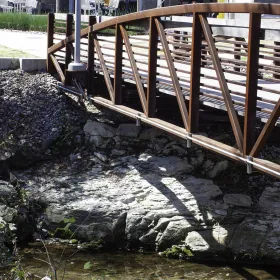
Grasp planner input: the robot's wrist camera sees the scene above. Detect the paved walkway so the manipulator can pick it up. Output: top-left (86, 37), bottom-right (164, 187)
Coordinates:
top-left (0, 30), bottom-right (47, 58)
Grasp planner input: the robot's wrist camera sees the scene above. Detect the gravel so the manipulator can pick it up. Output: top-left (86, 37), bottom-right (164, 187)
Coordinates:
top-left (0, 70), bottom-right (88, 167)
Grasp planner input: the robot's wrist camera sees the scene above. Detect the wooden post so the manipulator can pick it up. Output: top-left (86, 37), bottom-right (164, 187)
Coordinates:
top-left (87, 16), bottom-right (96, 96)
top-left (244, 13), bottom-right (261, 155)
top-left (65, 13), bottom-right (74, 74)
top-left (47, 13), bottom-right (55, 74)
top-left (147, 17), bottom-right (158, 117)
top-left (189, 12), bottom-right (203, 133)
top-left (114, 24), bottom-right (123, 105)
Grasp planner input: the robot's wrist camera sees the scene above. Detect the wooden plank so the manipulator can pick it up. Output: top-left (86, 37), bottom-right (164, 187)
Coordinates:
top-left (233, 37), bottom-right (242, 72)
top-left (47, 13), bottom-right (55, 74)
top-left (189, 12), bottom-right (202, 133)
top-left (244, 13), bottom-right (261, 155)
top-left (94, 35), bottom-right (114, 101)
top-left (50, 54), bottom-right (65, 83)
top-left (120, 25), bottom-right (148, 115)
top-left (250, 98), bottom-right (280, 157)
top-left (147, 17), bottom-right (158, 118)
top-left (87, 16), bottom-right (96, 96)
top-left (65, 14), bottom-right (74, 73)
top-left (155, 18), bottom-right (189, 131)
top-left (114, 24), bottom-right (123, 105)
top-left (199, 14), bottom-right (244, 153)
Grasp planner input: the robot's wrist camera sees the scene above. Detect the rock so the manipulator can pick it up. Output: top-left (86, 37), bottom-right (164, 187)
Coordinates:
top-left (89, 135), bottom-right (104, 147)
top-left (139, 128), bottom-right (165, 140)
top-left (223, 194), bottom-right (252, 207)
top-left (111, 149), bottom-right (126, 156)
top-left (23, 154), bottom-right (226, 251)
top-left (185, 226), bottom-right (233, 253)
top-left (0, 180), bottom-right (17, 204)
top-left (94, 152), bottom-right (108, 163)
top-left (137, 153), bottom-right (193, 176)
top-left (84, 120), bottom-right (116, 138)
top-left (0, 204), bottom-right (17, 222)
top-left (116, 123), bottom-right (141, 138)
top-left (258, 187), bottom-right (280, 215)
top-left (259, 221), bottom-right (280, 260)
top-left (207, 161), bottom-right (229, 178)
top-left (228, 219), bottom-right (268, 257)
top-left (190, 150), bottom-right (204, 168)
top-left (156, 218), bottom-right (193, 249)
top-left (89, 135), bottom-right (110, 148)
top-left (69, 153), bottom-right (81, 161)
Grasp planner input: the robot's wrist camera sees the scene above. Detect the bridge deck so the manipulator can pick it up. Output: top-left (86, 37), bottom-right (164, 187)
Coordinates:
top-left (91, 34), bottom-right (280, 126)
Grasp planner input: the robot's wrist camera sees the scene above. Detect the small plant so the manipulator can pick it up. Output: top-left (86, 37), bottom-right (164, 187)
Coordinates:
top-left (52, 217), bottom-right (76, 239)
top-left (84, 261), bottom-right (93, 270)
top-left (160, 245), bottom-right (194, 259)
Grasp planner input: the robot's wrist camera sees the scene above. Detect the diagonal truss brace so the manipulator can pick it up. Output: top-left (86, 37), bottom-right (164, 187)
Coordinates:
top-left (120, 25), bottom-right (148, 116)
top-left (199, 14), bottom-right (244, 154)
top-left (93, 34), bottom-right (114, 102)
top-left (50, 54), bottom-right (65, 83)
top-left (250, 98), bottom-right (280, 157)
top-left (155, 18), bottom-right (189, 132)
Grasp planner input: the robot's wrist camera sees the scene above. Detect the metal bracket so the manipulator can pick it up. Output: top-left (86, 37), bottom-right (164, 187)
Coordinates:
top-left (247, 156), bottom-right (253, 174)
top-left (187, 133), bottom-right (192, 148)
top-left (136, 117), bottom-right (141, 127)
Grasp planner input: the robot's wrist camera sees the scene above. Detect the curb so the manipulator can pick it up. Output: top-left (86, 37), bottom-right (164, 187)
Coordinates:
top-left (0, 58), bottom-right (46, 71)
top-left (0, 58), bottom-right (20, 70)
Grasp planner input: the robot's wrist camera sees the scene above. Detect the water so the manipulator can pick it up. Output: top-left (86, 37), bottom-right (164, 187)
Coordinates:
top-left (2, 245), bottom-right (280, 280)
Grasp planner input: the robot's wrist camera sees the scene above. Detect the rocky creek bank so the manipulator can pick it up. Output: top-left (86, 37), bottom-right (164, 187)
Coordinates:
top-left (0, 70), bottom-right (279, 267)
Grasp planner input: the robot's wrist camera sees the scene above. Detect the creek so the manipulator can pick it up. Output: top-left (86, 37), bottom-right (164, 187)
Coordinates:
top-left (1, 245), bottom-right (280, 280)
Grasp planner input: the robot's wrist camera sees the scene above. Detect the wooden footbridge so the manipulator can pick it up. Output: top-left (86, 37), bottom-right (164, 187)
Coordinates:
top-left (47, 3), bottom-right (280, 179)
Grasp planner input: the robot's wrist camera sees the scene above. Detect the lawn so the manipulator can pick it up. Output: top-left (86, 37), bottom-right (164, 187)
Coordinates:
top-left (0, 13), bottom-right (47, 32)
top-left (0, 45), bottom-right (37, 58)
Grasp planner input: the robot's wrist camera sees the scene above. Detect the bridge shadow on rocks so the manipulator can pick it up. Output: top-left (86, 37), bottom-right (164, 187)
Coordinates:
top-left (124, 154), bottom-right (230, 255)
top-left (123, 154), bottom-right (279, 279)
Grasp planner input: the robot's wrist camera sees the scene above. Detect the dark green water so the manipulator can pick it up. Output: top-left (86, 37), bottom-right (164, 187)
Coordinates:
top-left (2, 246), bottom-right (280, 280)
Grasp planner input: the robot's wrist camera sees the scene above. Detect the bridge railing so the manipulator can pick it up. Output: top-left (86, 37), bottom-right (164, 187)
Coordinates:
top-left (47, 4), bottom-right (280, 179)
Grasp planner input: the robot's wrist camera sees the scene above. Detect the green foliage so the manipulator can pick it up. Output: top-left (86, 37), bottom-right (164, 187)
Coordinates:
top-left (0, 223), bottom-right (4, 229)
top-left (161, 245), bottom-right (194, 259)
top-left (63, 217), bottom-right (76, 224)
top-left (53, 227), bottom-right (73, 239)
top-left (82, 239), bottom-right (104, 251)
top-left (84, 261), bottom-right (93, 270)
top-left (53, 217), bottom-right (76, 239)
top-left (10, 267), bottom-right (25, 279)
top-left (0, 13), bottom-right (47, 32)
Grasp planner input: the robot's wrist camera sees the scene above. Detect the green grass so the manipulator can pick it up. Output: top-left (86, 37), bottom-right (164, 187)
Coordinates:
top-left (0, 13), bottom-right (47, 32)
top-left (0, 45), bottom-right (36, 58)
